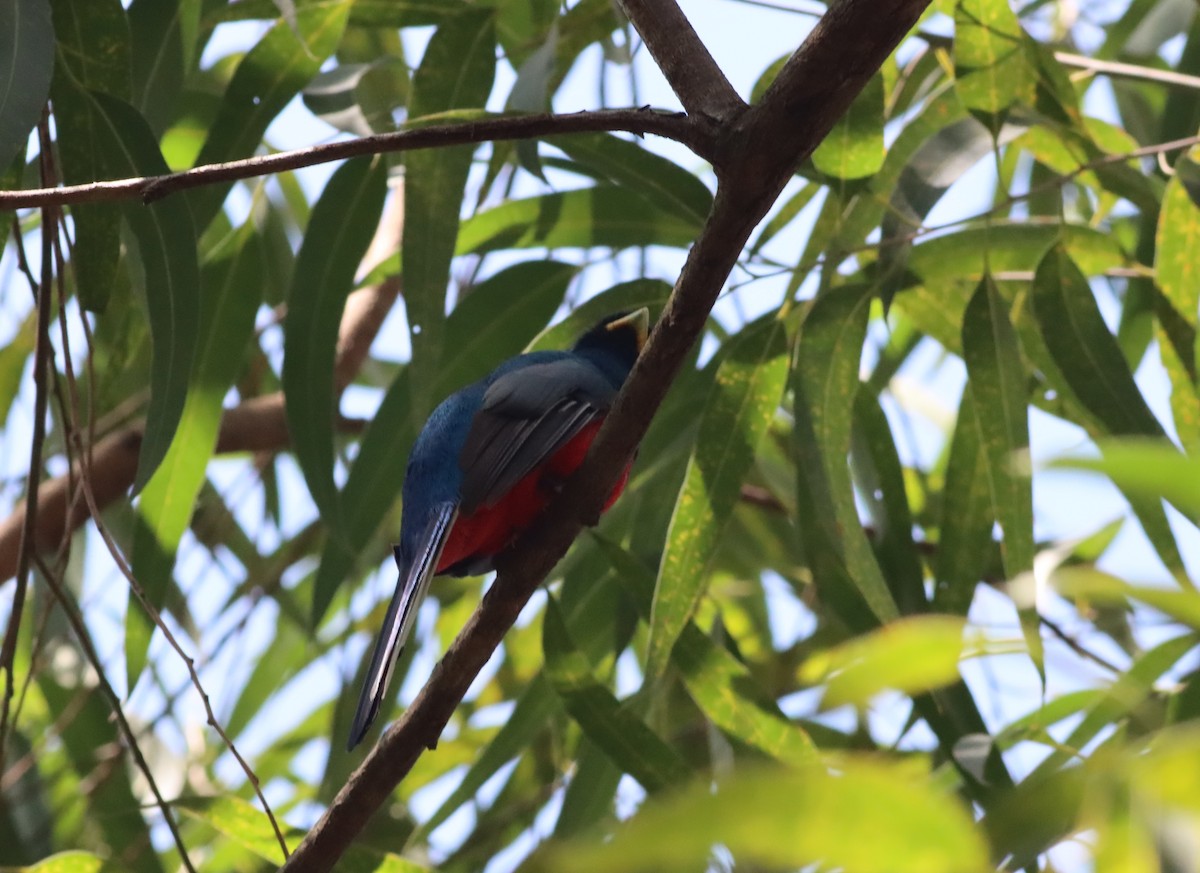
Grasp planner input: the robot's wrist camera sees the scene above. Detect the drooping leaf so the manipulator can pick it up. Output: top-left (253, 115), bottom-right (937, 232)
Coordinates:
top-left (50, 0), bottom-right (131, 311)
top-left (646, 318), bottom-right (789, 679)
top-left (283, 155), bottom-right (388, 524)
top-left (1155, 173), bottom-right (1200, 452)
top-left (403, 9), bottom-right (497, 413)
top-left (86, 92), bottom-right (200, 493)
top-left (960, 276), bottom-right (1040, 674)
top-left (1032, 245), bottom-right (1165, 439)
top-left (934, 387), bottom-right (995, 614)
top-left (794, 285), bottom-right (898, 626)
top-left (456, 185), bottom-right (702, 255)
top-left (1053, 440), bottom-right (1200, 529)
top-left (801, 615), bottom-right (970, 708)
top-left (543, 598), bottom-right (691, 793)
top-left (0, 0), bottom-right (54, 171)
top-left (127, 220), bottom-right (264, 688)
top-left (186, 0), bottom-right (351, 229)
top-left (529, 761), bottom-right (989, 873)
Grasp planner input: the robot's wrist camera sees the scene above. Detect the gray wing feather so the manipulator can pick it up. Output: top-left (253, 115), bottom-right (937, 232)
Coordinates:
top-left (458, 360), bottom-right (616, 514)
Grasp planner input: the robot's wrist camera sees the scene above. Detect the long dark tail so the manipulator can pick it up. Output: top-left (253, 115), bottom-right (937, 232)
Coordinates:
top-left (347, 503), bottom-right (457, 750)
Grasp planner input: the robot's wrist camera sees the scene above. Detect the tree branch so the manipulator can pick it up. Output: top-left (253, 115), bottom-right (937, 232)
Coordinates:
top-left (278, 2), bottom-right (930, 869)
top-left (616, 0), bottom-right (745, 121)
top-left (0, 109), bottom-right (705, 210)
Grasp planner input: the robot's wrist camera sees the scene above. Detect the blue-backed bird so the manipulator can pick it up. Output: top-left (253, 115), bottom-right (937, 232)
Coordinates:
top-left (348, 309), bottom-right (649, 748)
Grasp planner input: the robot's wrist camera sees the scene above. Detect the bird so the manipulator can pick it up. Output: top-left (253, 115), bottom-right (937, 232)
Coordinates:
top-left (347, 308), bottom-right (650, 749)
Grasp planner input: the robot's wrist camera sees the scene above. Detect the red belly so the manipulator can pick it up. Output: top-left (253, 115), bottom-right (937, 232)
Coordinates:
top-left (436, 419), bottom-right (630, 573)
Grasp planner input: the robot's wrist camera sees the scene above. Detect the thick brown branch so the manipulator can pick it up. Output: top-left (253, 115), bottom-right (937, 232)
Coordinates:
top-left (616, 0), bottom-right (745, 121)
top-left (0, 109), bottom-right (705, 210)
top-left (278, 2), bottom-right (930, 869)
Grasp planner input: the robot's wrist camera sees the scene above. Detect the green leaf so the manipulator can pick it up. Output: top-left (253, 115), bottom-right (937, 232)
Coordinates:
top-left (174, 796), bottom-right (429, 872)
top-left (127, 220), bottom-right (264, 689)
top-left (812, 72), bottom-right (885, 180)
top-left (0, 0), bottom-right (53, 170)
top-left (50, 0), bottom-right (130, 312)
top-left (1053, 440), bottom-right (1200, 529)
top-left (127, 0), bottom-right (194, 134)
top-left (1052, 567), bottom-right (1200, 630)
top-left (4, 851), bottom-right (123, 873)
top-left (646, 318), bottom-right (789, 679)
top-left (553, 736), bottom-right (623, 837)
top-left (598, 537), bottom-right (817, 767)
top-left (529, 761), bottom-right (989, 873)
top-left (283, 155), bottom-right (388, 523)
top-left (456, 185), bottom-right (702, 255)
top-left (801, 615), bottom-right (970, 708)
top-left (1032, 245), bottom-right (1165, 439)
top-left (960, 276), bottom-right (1039, 672)
top-left (1155, 174), bottom-right (1200, 452)
top-left (86, 92), bottom-right (200, 492)
top-left (551, 132), bottom-right (713, 224)
top-left (187, 0), bottom-right (351, 229)
top-left (954, 0), bottom-right (1033, 132)
top-left (934, 387), bottom-right (995, 614)
top-left (543, 597), bottom-right (691, 793)
top-left (794, 285), bottom-right (898, 626)
top-left (36, 677), bottom-right (162, 873)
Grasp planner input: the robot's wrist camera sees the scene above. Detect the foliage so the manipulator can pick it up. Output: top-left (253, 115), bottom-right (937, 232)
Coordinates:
top-left (1, 0), bottom-right (1200, 871)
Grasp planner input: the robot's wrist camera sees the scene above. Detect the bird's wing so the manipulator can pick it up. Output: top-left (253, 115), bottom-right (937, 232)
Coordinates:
top-left (458, 359), bottom-right (617, 514)
top-left (347, 501), bottom-right (457, 750)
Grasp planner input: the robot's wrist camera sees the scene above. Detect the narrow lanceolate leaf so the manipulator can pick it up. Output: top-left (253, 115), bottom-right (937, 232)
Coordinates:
top-left (646, 319), bottom-right (789, 679)
top-left (530, 762), bottom-right (989, 873)
top-left (50, 0), bottom-right (131, 311)
top-left (187, 0), bottom-right (351, 229)
top-left (811, 72), bottom-right (885, 180)
top-left (1155, 174), bottom-right (1200, 452)
top-left (960, 277), bottom-right (1040, 671)
top-left (1033, 245), bottom-right (1165, 439)
top-left (598, 537), bottom-right (816, 767)
top-left (551, 132), bottom-right (714, 224)
top-left (403, 9), bottom-right (496, 413)
top-left (934, 387), bottom-right (995, 615)
top-left (127, 222), bottom-right (264, 689)
top-left (311, 259), bottom-right (573, 624)
top-left (86, 93), bottom-right (199, 492)
top-left (801, 616), bottom-right (970, 708)
top-left (1054, 440), bottom-right (1200, 529)
top-left (794, 286), bottom-right (898, 626)
top-left (456, 186), bottom-right (702, 255)
top-left (0, 0), bottom-right (53, 169)
top-left (284, 156), bottom-right (388, 524)
top-left (543, 598), bottom-right (691, 793)
top-left (174, 796), bottom-right (426, 872)
top-left (954, 0), bottom-right (1032, 133)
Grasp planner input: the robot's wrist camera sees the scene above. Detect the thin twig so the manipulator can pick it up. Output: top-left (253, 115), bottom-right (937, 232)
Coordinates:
top-left (0, 114), bottom-right (58, 773)
top-left (31, 554), bottom-right (196, 872)
top-left (60, 319), bottom-right (292, 860)
top-left (0, 109), bottom-right (705, 210)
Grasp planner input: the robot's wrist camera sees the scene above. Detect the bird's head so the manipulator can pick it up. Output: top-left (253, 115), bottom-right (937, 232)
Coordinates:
top-left (572, 308), bottom-right (650, 375)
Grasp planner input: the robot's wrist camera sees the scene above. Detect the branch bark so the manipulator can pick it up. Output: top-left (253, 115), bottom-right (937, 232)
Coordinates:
top-left (616, 0), bottom-right (745, 121)
top-left (279, 1), bottom-right (930, 869)
top-left (0, 109), bottom-right (704, 210)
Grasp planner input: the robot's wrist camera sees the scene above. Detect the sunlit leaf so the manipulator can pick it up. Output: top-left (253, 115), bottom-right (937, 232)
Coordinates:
top-left (647, 318), bottom-right (789, 678)
top-left (529, 761), bottom-right (989, 873)
top-left (283, 156), bottom-right (387, 526)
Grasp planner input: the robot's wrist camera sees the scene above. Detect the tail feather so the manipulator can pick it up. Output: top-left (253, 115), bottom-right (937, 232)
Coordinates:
top-left (347, 502), bottom-right (457, 750)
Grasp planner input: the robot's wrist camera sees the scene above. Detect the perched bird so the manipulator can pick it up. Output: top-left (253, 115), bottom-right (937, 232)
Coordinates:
top-left (348, 308), bottom-right (649, 749)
